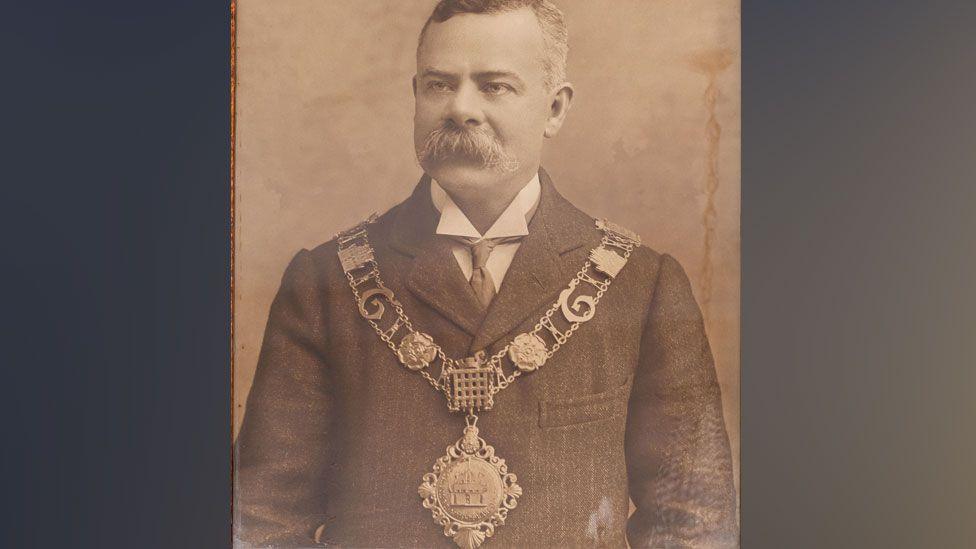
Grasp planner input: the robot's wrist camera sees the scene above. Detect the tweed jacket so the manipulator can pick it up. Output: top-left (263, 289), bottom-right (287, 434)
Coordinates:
top-left (235, 169), bottom-right (738, 548)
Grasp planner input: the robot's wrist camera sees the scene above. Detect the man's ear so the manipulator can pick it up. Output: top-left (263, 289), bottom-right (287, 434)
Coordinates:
top-left (412, 75), bottom-right (418, 98)
top-left (544, 83), bottom-right (574, 138)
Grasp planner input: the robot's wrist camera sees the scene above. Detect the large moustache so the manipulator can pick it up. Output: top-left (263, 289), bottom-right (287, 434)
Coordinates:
top-left (416, 122), bottom-right (518, 173)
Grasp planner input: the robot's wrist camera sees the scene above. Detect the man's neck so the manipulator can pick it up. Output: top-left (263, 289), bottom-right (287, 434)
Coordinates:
top-left (440, 170), bottom-right (538, 235)
top-left (452, 192), bottom-right (520, 235)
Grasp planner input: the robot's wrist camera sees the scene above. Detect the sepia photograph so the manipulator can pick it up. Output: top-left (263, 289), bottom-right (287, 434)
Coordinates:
top-left (232, 1), bottom-right (740, 547)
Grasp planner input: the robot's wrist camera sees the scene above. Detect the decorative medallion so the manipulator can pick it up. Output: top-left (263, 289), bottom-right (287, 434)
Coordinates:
top-left (507, 333), bottom-right (548, 372)
top-left (397, 332), bottom-right (438, 371)
top-left (418, 421), bottom-right (522, 549)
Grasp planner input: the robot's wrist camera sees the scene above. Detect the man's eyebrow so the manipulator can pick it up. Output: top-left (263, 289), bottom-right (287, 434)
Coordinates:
top-left (419, 69), bottom-right (525, 86)
top-left (420, 69), bottom-right (457, 80)
top-left (473, 71), bottom-right (524, 84)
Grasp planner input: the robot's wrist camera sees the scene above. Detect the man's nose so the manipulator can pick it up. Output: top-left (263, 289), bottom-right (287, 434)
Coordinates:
top-left (446, 83), bottom-right (484, 127)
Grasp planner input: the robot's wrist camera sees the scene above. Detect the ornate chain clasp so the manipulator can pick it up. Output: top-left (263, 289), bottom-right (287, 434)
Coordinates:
top-left (448, 351), bottom-right (494, 412)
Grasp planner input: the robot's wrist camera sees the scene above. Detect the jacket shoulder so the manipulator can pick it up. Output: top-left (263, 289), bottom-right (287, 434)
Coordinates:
top-left (584, 215), bottom-right (666, 272)
top-left (299, 200), bottom-right (408, 273)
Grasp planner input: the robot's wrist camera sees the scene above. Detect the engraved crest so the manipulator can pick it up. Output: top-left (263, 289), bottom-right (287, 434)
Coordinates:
top-left (338, 243), bottom-right (374, 273)
top-left (336, 213), bottom-right (378, 243)
top-left (507, 333), bottom-right (548, 372)
top-left (418, 422), bottom-right (522, 549)
top-left (596, 218), bottom-right (641, 244)
top-left (397, 332), bottom-right (438, 371)
top-left (590, 246), bottom-right (626, 278)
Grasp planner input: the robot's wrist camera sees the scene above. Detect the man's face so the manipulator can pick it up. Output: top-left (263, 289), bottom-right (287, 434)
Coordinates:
top-left (414, 8), bottom-right (558, 193)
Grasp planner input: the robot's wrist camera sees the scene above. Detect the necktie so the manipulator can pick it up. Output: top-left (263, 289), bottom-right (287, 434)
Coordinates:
top-left (449, 235), bottom-right (524, 307)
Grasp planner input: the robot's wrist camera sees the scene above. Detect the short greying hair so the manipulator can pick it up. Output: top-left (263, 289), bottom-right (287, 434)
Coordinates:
top-left (417, 0), bottom-right (569, 89)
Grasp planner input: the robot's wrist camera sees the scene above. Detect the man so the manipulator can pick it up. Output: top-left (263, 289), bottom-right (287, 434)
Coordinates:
top-left (236, 1), bottom-right (737, 547)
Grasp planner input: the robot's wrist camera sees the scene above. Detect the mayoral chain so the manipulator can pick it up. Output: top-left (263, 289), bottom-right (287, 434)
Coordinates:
top-left (336, 215), bottom-right (640, 548)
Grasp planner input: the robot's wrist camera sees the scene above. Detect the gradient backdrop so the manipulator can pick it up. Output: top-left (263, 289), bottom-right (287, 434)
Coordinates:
top-left (4, 1), bottom-right (974, 548)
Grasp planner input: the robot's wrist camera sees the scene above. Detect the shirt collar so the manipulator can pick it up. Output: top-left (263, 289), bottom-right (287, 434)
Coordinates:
top-left (430, 173), bottom-right (541, 240)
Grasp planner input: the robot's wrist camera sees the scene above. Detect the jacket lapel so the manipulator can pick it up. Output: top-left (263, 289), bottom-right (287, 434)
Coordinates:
top-left (468, 169), bottom-right (597, 353)
top-left (389, 176), bottom-right (486, 336)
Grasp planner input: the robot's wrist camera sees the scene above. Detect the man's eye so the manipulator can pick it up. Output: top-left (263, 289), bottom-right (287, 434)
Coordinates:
top-left (427, 81), bottom-right (453, 92)
top-left (482, 82), bottom-right (512, 95)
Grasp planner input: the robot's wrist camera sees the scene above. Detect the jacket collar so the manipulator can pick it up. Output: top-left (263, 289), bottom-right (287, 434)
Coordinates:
top-left (389, 168), bottom-right (595, 350)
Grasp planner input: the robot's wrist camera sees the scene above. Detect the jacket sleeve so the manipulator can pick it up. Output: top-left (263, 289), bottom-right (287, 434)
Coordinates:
top-left (625, 254), bottom-right (738, 548)
top-left (235, 250), bottom-right (334, 548)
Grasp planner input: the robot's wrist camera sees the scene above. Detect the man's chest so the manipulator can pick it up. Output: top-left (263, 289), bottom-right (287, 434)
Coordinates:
top-left (321, 277), bottom-right (647, 420)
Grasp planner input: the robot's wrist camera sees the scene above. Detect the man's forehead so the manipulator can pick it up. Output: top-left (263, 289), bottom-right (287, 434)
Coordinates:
top-left (417, 9), bottom-right (546, 78)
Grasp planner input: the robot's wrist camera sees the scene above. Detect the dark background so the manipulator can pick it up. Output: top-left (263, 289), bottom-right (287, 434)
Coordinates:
top-left (1, 1), bottom-right (973, 548)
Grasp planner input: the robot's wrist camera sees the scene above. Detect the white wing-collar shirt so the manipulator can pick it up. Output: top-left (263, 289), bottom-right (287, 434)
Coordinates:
top-left (430, 173), bottom-right (541, 291)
